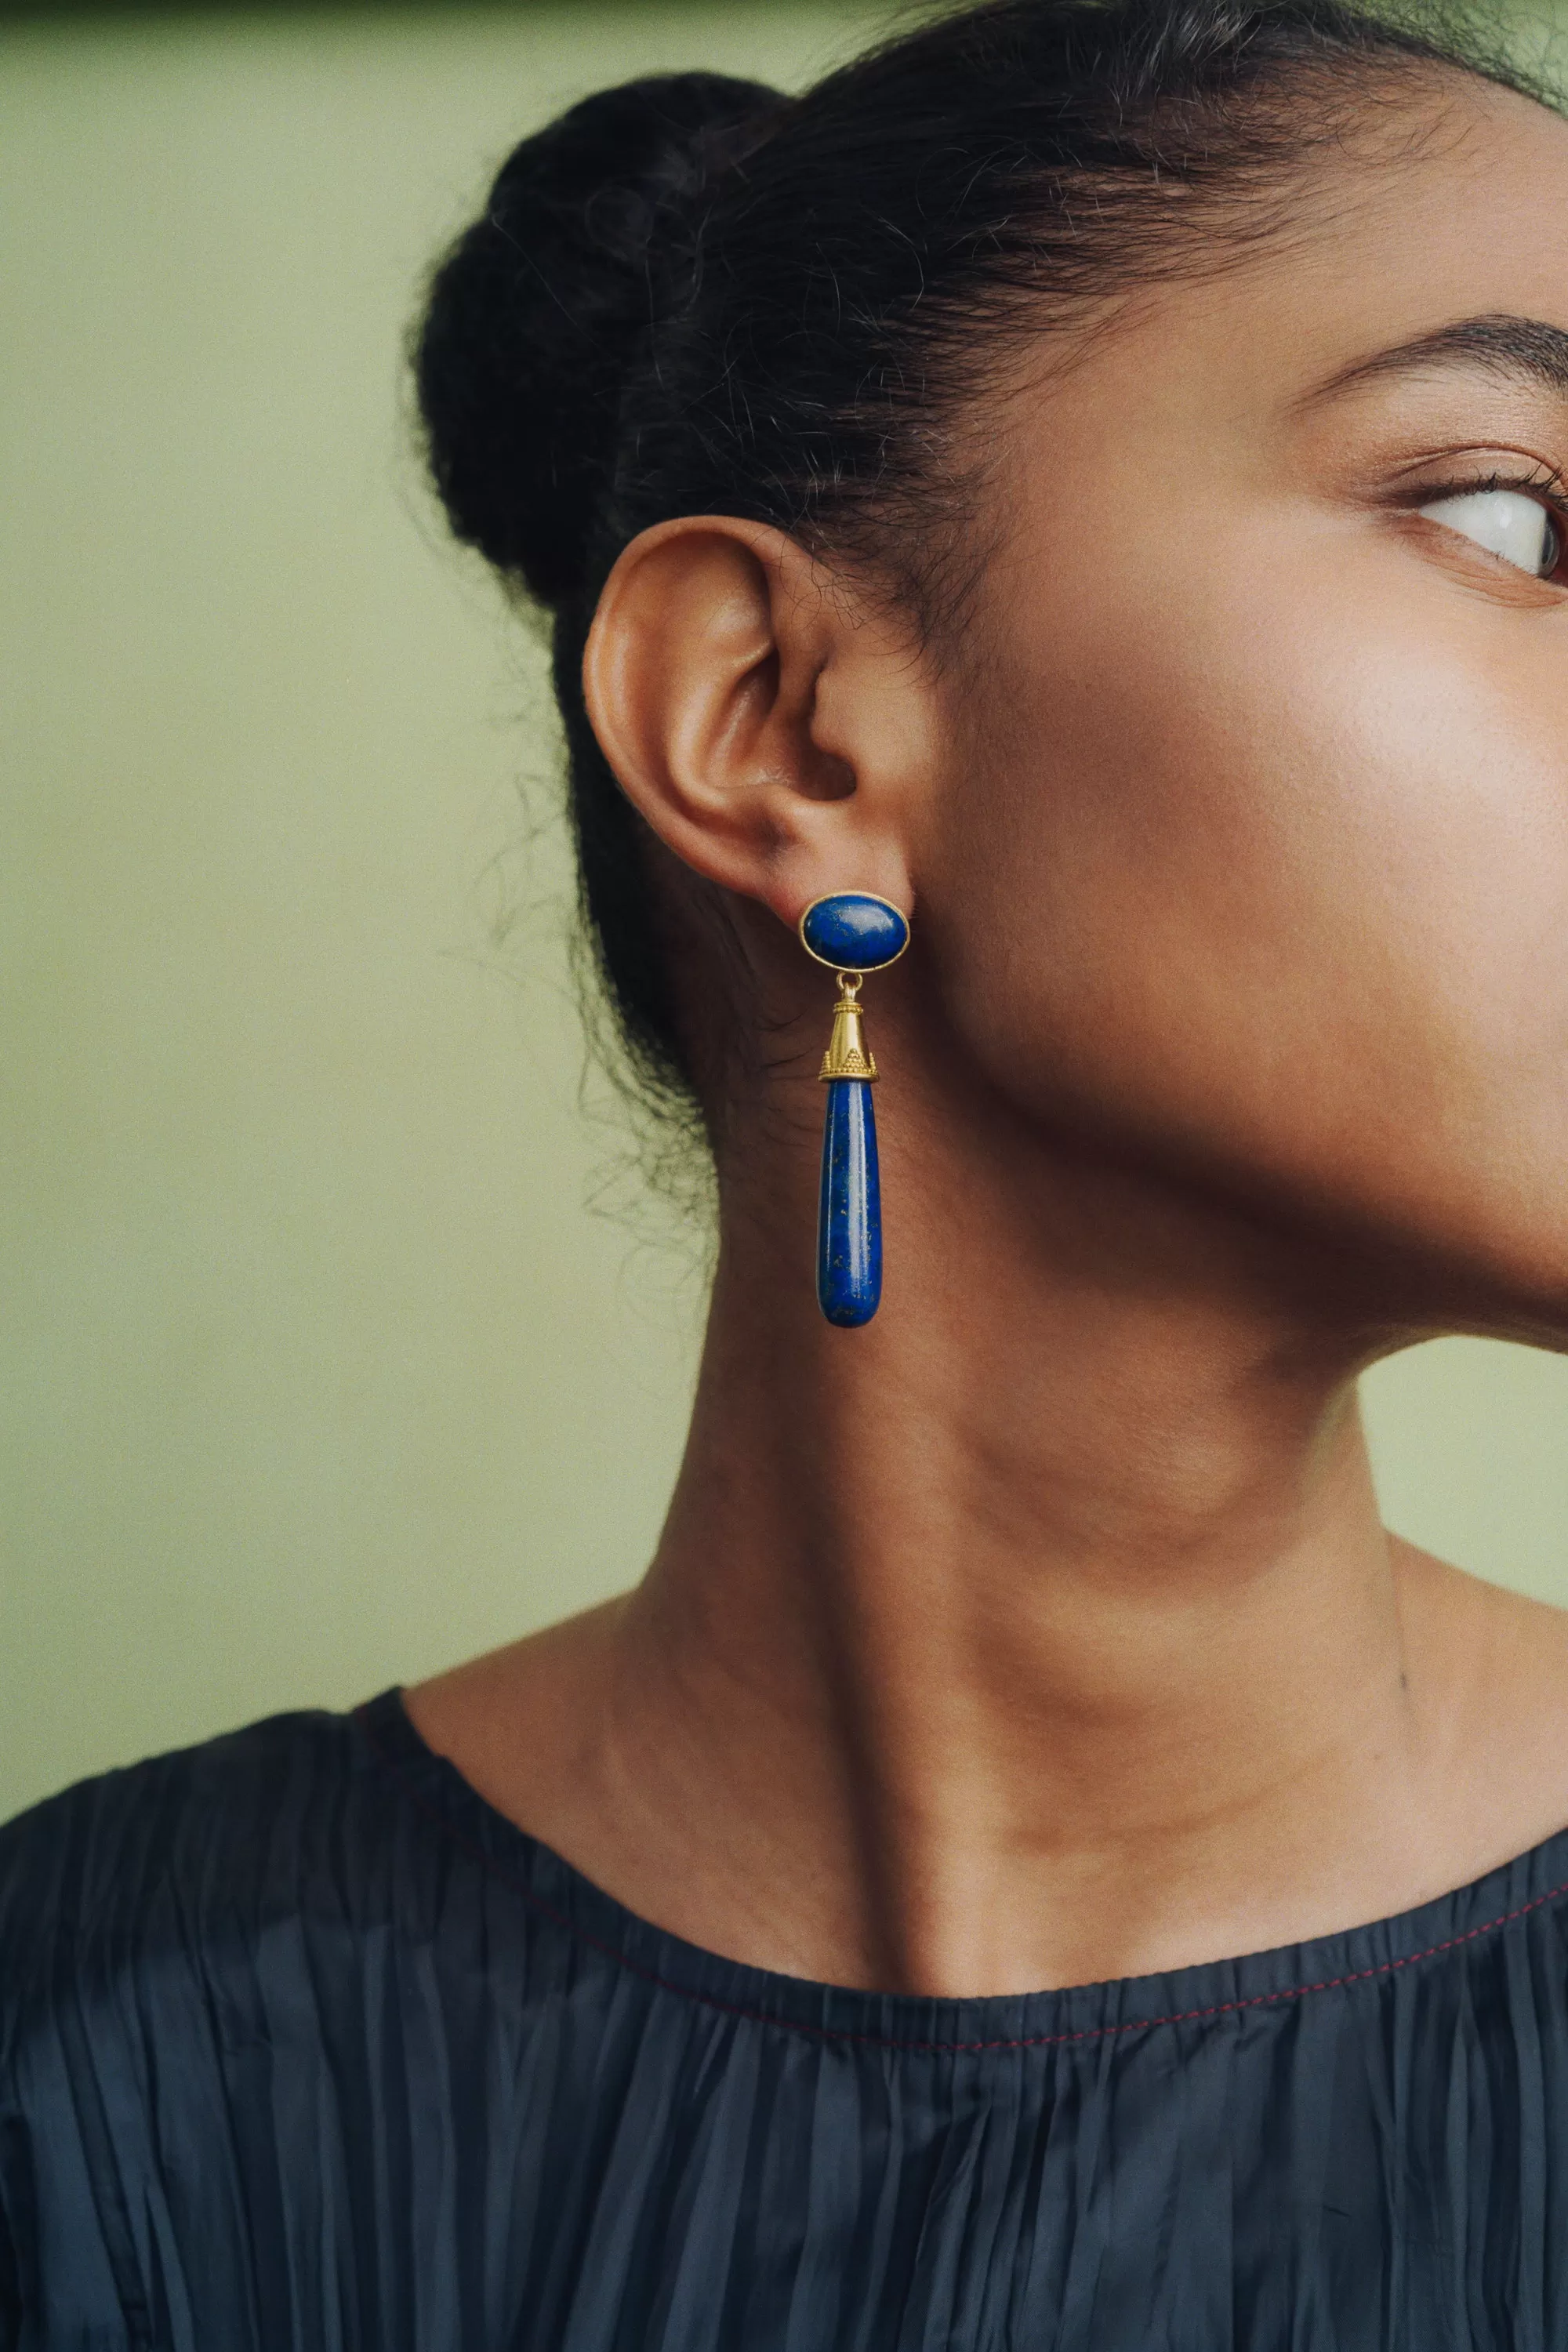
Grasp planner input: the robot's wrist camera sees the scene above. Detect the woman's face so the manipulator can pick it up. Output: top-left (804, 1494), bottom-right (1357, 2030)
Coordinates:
top-left (929, 75), bottom-right (1568, 1338)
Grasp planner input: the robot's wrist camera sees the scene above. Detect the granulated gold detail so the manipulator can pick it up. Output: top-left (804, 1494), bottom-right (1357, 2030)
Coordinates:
top-left (818, 975), bottom-right (880, 1083)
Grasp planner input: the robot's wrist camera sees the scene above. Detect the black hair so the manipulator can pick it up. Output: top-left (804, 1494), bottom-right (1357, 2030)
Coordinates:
top-left (415, 0), bottom-right (1537, 1133)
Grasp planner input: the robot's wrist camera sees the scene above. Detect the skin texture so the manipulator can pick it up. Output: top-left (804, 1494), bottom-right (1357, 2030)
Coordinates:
top-left (410, 73), bottom-right (1568, 1997)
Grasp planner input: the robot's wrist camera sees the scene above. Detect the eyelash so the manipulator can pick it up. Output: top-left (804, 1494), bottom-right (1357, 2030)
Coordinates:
top-left (1413, 460), bottom-right (1568, 526)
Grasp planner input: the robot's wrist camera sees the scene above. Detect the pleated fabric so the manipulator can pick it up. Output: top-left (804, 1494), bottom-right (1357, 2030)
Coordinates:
top-left (3, 1690), bottom-right (1568, 2350)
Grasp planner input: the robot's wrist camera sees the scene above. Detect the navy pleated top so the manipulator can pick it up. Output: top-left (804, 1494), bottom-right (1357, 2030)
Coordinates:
top-left (4, 1690), bottom-right (1568, 2350)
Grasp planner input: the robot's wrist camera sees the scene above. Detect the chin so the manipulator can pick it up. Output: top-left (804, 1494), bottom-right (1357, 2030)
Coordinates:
top-left (1332, 1190), bottom-right (1568, 1352)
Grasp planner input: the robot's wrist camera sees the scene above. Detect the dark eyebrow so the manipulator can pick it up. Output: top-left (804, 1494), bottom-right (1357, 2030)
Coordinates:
top-left (1308, 314), bottom-right (1568, 405)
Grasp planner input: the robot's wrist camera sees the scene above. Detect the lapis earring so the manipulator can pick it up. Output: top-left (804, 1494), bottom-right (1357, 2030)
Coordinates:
top-left (797, 892), bottom-right (911, 1328)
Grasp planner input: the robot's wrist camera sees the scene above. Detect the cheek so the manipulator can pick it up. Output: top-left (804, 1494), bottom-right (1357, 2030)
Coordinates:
top-left (932, 523), bottom-right (1568, 1284)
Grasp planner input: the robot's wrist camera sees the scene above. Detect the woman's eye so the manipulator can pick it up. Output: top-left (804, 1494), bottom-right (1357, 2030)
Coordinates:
top-left (1416, 487), bottom-right (1560, 578)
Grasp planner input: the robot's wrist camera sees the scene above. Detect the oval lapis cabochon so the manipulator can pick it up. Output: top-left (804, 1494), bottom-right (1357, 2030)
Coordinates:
top-left (799, 892), bottom-right (910, 973)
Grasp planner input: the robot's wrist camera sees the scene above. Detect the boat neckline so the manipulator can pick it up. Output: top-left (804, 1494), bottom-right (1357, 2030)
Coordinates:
top-left (354, 1683), bottom-right (1568, 2054)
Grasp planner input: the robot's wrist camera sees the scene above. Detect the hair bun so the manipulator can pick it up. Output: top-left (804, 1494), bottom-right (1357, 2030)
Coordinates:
top-left (416, 72), bottom-right (782, 610)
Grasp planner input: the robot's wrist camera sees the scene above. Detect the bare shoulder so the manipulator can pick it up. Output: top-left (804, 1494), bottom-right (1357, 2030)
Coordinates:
top-left (1393, 1534), bottom-right (1568, 1849)
top-left (403, 1599), bottom-right (630, 1845)
top-left (1395, 1533), bottom-right (1568, 1671)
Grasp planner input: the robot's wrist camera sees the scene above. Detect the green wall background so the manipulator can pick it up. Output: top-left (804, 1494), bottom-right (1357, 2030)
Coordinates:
top-left (4, 4), bottom-right (1568, 1824)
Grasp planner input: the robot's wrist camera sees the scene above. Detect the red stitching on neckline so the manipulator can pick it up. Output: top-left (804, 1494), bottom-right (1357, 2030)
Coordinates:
top-left (355, 1701), bottom-right (1568, 2056)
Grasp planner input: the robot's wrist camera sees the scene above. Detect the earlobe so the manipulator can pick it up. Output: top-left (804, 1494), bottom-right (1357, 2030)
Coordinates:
top-left (581, 514), bottom-right (920, 930)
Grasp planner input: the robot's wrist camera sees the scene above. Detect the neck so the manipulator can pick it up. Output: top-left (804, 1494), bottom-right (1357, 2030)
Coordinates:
top-left (413, 1062), bottom-right (1548, 1994)
top-left (608, 1097), bottom-right (1461, 1994)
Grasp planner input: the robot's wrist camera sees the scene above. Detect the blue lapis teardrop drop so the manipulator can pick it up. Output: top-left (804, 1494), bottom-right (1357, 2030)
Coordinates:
top-left (817, 1078), bottom-right (882, 1327)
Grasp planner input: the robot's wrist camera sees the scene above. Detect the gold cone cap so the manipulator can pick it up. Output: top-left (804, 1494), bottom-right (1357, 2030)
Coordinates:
top-left (818, 978), bottom-right (878, 1081)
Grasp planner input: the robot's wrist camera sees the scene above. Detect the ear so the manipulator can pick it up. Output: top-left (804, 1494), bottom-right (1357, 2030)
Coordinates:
top-left (581, 516), bottom-right (931, 931)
